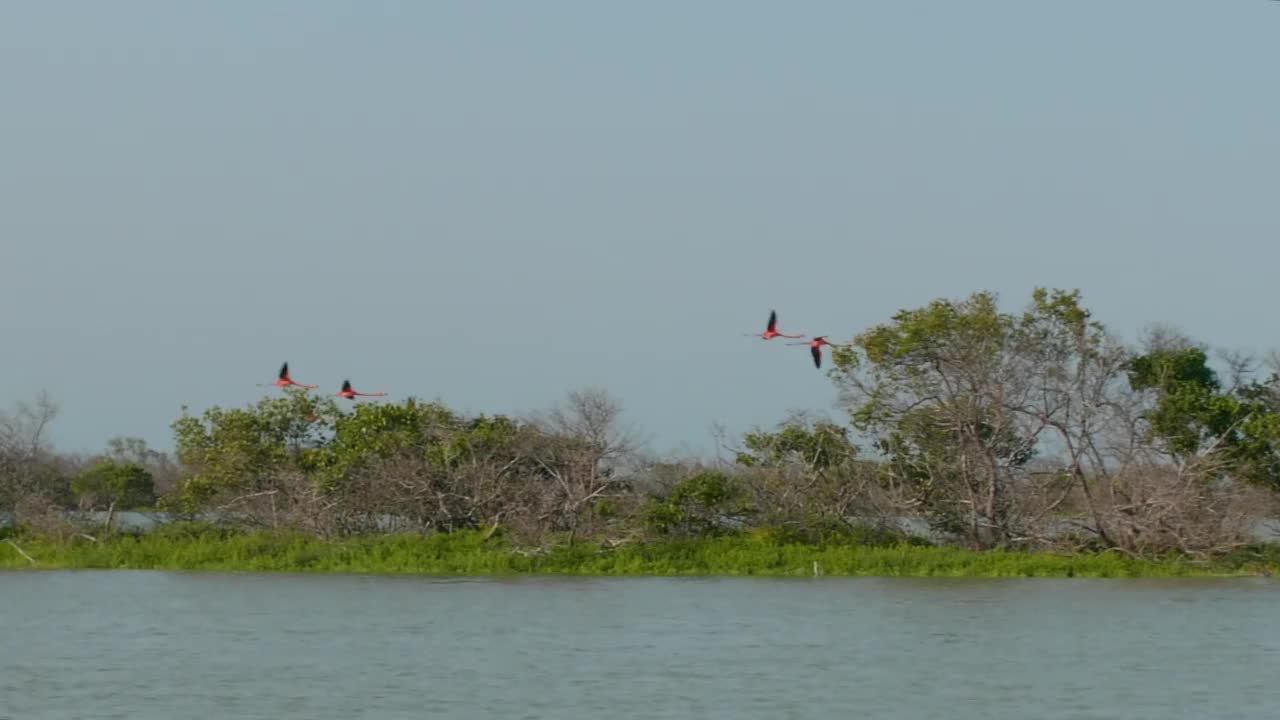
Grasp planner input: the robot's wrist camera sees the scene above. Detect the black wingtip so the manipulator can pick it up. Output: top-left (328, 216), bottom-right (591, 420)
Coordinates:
top-left (811, 345), bottom-right (822, 368)
top-left (279, 362), bottom-right (289, 379)
top-left (767, 309), bottom-right (777, 330)
top-left (341, 380), bottom-right (352, 392)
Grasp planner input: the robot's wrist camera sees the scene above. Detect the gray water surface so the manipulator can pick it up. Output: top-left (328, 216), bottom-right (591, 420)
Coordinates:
top-left (1, 571), bottom-right (1276, 719)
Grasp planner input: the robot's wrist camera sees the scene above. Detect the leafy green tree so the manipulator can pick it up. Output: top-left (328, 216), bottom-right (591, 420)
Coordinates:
top-left (831, 288), bottom-right (1134, 548)
top-left (320, 398), bottom-right (460, 490)
top-left (644, 470), bottom-right (750, 537)
top-left (731, 414), bottom-right (881, 534)
top-left (72, 460), bottom-right (156, 510)
top-left (171, 388), bottom-right (339, 511)
top-left (101, 436), bottom-right (180, 499)
top-left (318, 400), bottom-right (535, 534)
top-left (1128, 346), bottom-right (1280, 489)
top-left (736, 415), bottom-right (858, 471)
top-left (832, 291), bottom-right (1027, 547)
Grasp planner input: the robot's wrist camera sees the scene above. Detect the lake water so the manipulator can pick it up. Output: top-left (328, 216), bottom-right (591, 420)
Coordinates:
top-left (0, 572), bottom-right (1276, 719)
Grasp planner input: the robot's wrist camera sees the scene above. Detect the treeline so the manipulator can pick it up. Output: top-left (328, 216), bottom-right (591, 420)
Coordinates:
top-left (3, 287), bottom-right (1279, 561)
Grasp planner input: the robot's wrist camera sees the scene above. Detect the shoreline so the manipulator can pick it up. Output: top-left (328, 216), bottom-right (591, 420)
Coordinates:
top-left (3, 529), bottom-right (1276, 578)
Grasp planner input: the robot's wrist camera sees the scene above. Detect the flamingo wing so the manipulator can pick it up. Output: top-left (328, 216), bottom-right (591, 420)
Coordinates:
top-left (767, 310), bottom-right (778, 332)
top-left (811, 344), bottom-right (822, 368)
top-left (278, 362), bottom-right (290, 380)
top-left (341, 380), bottom-right (353, 393)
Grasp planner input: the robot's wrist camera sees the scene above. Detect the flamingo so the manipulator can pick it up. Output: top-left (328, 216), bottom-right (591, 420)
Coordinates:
top-left (787, 336), bottom-right (840, 368)
top-left (336, 379), bottom-right (387, 400)
top-left (743, 310), bottom-right (805, 340)
top-left (268, 362), bottom-right (317, 390)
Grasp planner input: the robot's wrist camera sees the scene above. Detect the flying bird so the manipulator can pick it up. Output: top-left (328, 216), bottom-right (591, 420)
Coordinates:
top-left (788, 336), bottom-right (840, 368)
top-left (336, 379), bottom-right (387, 400)
top-left (268, 362), bottom-right (317, 390)
top-left (744, 310), bottom-right (805, 340)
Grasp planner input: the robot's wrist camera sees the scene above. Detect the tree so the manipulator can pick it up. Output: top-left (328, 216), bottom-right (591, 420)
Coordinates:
top-left (0, 392), bottom-right (68, 512)
top-left (830, 289), bottom-right (1135, 549)
top-left (829, 287), bottom-right (1280, 556)
top-left (832, 291), bottom-right (1020, 547)
top-left (72, 460), bottom-right (156, 511)
top-left (531, 388), bottom-right (643, 540)
top-left (103, 436), bottom-right (181, 500)
top-left (1128, 345), bottom-right (1280, 490)
top-left (736, 413), bottom-right (858, 471)
top-left (730, 412), bottom-right (892, 535)
top-left (171, 388), bottom-right (339, 524)
top-left (319, 399), bottom-right (536, 535)
top-left (643, 470), bottom-right (749, 537)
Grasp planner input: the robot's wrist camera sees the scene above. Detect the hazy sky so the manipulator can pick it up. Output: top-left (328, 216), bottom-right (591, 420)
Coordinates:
top-left (3, 1), bottom-right (1278, 457)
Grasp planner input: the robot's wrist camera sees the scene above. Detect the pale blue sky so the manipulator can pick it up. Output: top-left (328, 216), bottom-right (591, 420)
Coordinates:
top-left (3, 1), bottom-right (1278, 457)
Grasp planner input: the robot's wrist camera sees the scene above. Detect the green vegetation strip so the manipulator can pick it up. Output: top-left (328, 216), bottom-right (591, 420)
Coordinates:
top-left (3, 527), bottom-right (1276, 577)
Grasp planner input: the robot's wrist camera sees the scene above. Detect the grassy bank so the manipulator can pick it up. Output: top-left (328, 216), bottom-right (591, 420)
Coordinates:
top-left (3, 526), bottom-right (1277, 577)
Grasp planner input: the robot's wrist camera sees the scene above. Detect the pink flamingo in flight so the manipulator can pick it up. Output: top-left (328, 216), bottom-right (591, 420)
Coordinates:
top-left (788, 336), bottom-right (840, 368)
top-left (743, 310), bottom-right (805, 340)
top-left (336, 379), bottom-right (387, 400)
top-left (269, 362), bottom-right (318, 390)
